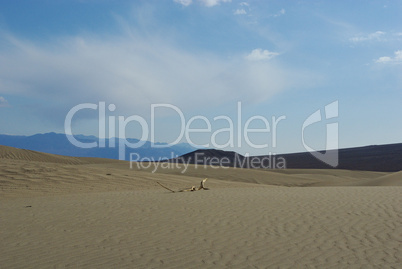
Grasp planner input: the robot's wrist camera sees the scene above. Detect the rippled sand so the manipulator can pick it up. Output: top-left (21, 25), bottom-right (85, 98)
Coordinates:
top-left (1, 145), bottom-right (401, 268)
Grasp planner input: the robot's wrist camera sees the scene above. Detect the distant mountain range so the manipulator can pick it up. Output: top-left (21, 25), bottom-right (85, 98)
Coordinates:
top-left (169, 144), bottom-right (402, 172)
top-left (0, 133), bottom-right (196, 161)
top-left (1, 133), bottom-right (401, 172)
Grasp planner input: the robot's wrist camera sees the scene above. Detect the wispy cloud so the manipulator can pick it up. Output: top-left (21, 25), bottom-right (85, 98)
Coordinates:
top-left (234, 8), bottom-right (246, 15)
top-left (245, 48), bottom-right (279, 61)
top-left (350, 31), bottom-right (386, 43)
top-left (174, 0), bottom-right (192, 6)
top-left (375, 50), bottom-right (402, 64)
top-left (0, 96), bottom-right (8, 107)
top-left (0, 32), bottom-right (296, 118)
top-left (272, 8), bottom-right (285, 18)
top-left (200, 0), bottom-right (231, 7)
top-left (175, 0), bottom-right (231, 7)
top-left (233, 1), bottom-right (250, 15)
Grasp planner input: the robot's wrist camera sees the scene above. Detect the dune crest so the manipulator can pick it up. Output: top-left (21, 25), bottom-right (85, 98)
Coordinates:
top-left (0, 145), bottom-right (86, 164)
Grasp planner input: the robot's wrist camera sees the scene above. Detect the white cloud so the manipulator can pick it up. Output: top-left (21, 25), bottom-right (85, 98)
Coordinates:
top-left (375, 50), bottom-right (402, 64)
top-left (273, 8), bottom-right (285, 17)
top-left (350, 31), bottom-right (386, 43)
top-left (199, 0), bottom-right (231, 7)
top-left (240, 2), bottom-right (249, 6)
top-left (234, 8), bottom-right (246, 15)
top-left (174, 0), bottom-right (192, 6)
top-left (174, 0), bottom-right (231, 7)
top-left (393, 50), bottom-right (401, 59)
top-left (376, 56), bottom-right (392, 63)
top-left (245, 48), bottom-right (279, 61)
top-left (0, 33), bottom-right (294, 118)
top-left (0, 96), bottom-right (8, 107)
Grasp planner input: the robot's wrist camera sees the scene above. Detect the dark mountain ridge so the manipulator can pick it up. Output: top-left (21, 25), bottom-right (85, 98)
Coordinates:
top-left (169, 143), bottom-right (402, 172)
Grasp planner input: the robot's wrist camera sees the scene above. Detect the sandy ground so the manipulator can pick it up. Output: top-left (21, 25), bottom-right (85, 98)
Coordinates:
top-left (1, 145), bottom-right (401, 268)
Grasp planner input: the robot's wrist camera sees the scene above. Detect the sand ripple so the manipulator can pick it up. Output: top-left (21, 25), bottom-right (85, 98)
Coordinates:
top-left (1, 187), bottom-right (401, 268)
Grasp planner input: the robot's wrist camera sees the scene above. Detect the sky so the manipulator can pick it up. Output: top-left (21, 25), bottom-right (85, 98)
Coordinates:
top-left (0, 0), bottom-right (401, 156)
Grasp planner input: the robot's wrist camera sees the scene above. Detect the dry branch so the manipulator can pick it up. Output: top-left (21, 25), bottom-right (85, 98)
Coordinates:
top-left (156, 182), bottom-right (176, 193)
top-left (198, 178), bottom-right (209, 190)
top-left (156, 178), bottom-right (209, 193)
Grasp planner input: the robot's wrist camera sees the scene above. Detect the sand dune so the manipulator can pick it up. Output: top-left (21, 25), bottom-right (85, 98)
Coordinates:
top-left (0, 145), bottom-right (87, 164)
top-left (352, 171), bottom-right (402, 186)
top-left (147, 164), bottom-right (399, 187)
top-left (1, 145), bottom-right (400, 191)
top-left (1, 146), bottom-right (401, 268)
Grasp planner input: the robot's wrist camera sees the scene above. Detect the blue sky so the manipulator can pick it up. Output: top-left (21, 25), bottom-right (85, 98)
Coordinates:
top-left (0, 0), bottom-right (401, 155)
